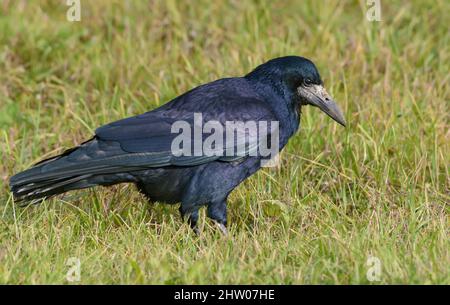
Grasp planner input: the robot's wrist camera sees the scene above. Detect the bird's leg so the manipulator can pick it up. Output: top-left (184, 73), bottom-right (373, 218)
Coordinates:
top-left (179, 206), bottom-right (199, 235)
top-left (136, 182), bottom-right (153, 205)
top-left (207, 199), bottom-right (228, 236)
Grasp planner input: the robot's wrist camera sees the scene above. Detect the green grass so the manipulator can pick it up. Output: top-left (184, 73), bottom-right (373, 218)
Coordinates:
top-left (0, 0), bottom-right (448, 284)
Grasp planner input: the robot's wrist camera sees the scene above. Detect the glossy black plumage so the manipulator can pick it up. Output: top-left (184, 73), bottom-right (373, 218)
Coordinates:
top-left (10, 56), bottom-right (344, 231)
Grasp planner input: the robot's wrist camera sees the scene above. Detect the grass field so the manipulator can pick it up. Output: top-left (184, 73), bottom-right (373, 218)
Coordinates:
top-left (0, 0), bottom-right (448, 284)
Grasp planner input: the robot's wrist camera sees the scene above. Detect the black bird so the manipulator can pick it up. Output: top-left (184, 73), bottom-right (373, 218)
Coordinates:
top-left (10, 56), bottom-right (346, 234)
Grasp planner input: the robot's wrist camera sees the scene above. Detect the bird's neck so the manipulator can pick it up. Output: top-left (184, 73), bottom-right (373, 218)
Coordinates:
top-left (245, 77), bottom-right (301, 143)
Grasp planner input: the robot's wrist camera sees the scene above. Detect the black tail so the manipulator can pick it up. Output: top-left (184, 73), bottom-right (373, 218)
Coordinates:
top-left (9, 138), bottom-right (139, 204)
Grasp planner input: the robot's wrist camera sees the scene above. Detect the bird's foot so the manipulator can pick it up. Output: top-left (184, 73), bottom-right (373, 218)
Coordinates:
top-left (216, 222), bottom-right (228, 236)
top-left (191, 225), bottom-right (200, 236)
top-left (179, 206), bottom-right (199, 235)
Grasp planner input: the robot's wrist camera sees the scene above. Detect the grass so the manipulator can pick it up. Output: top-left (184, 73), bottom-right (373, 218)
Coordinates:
top-left (0, 0), bottom-right (448, 284)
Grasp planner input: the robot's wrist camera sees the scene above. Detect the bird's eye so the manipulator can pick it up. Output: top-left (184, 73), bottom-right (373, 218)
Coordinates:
top-left (304, 78), bottom-right (312, 86)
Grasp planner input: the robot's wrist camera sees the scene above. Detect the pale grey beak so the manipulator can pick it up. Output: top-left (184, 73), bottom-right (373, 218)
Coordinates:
top-left (298, 85), bottom-right (346, 127)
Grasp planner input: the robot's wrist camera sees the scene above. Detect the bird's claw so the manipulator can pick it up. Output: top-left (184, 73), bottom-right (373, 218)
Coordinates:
top-left (192, 226), bottom-right (200, 236)
top-left (216, 223), bottom-right (228, 236)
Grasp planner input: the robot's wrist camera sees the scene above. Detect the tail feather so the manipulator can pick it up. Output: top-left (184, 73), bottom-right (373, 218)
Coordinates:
top-left (12, 174), bottom-right (93, 203)
top-left (9, 138), bottom-right (138, 203)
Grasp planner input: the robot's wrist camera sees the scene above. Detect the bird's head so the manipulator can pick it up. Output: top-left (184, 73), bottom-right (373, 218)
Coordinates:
top-left (246, 56), bottom-right (346, 127)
